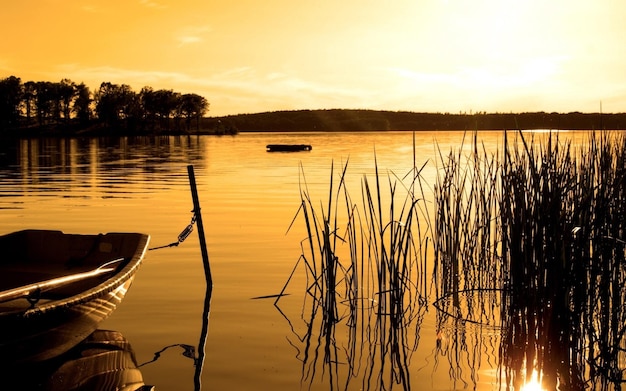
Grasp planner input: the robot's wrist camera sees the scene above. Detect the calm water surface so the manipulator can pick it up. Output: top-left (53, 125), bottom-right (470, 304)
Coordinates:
top-left (0, 131), bottom-right (589, 390)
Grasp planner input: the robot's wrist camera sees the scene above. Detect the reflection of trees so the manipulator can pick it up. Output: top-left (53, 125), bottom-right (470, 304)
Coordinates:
top-left (432, 289), bottom-right (501, 389)
top-left (276, 162), bottom-right (429, 390)
top-left (0, 136), bottom-right (207, 197)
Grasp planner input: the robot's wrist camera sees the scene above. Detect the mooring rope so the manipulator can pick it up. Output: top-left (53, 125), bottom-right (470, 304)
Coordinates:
top-left (148, 212), bottom-right (197, 251)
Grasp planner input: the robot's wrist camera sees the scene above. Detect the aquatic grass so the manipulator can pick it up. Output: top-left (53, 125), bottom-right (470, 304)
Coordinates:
top-left (277, 148), bottom-right (431, 390)
top-left (433, 132), bottom-right (502, 318)
top-left (498, 131), bottom-right (585, 390)
top-left (433, 130), bottom-right (626, 390)
top-left (500, 131), bottom-right (626, 390)
top-left (430, 131), bottom-right (504, 387)
top-left (278, 128), bottom-right (626, 390)
top-left (574, 131), bottom-right (626, 389)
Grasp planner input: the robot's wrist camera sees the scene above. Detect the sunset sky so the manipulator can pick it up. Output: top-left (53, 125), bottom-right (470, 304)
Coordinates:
top-left (2, 0), bottom-right (625, 117)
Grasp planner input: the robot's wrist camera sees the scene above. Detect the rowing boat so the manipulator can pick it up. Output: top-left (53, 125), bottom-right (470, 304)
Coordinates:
top-left (0, 229), bottom-right (150, 363)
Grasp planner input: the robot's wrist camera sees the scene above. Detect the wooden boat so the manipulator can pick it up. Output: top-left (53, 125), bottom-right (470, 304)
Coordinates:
top-left (266, 144), bottom-right (312, 152)
top-left (0, 229), bottom-right (150, 364)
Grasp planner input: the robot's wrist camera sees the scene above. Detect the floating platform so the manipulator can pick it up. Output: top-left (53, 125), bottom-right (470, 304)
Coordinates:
top-left (266, 144), bottom-right (312, 152)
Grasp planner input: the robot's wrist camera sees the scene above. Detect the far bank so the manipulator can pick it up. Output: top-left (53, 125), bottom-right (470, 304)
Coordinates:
top-left (213, 109), bottom-right (626, 132)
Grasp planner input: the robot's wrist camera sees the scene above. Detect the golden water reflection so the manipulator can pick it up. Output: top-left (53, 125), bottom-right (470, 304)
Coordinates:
top-left (520, 369), bottom-right (547, 391)
top-left (2, 131), bottom-right (619, 390)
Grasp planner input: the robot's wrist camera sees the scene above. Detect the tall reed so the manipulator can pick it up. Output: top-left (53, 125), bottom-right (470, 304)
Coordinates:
top-left (434, 130), bottom-right (626, 390)
top-left (498, 131), bottom-right (584, 390)
top-left (279, 129), bottom-right (626, 390)
top-left (277, 154), bottom-right (430, 390)
top-left (433, 132), bottom-right (502, 320)
top-left (573, 132), bottom-right (626, 389)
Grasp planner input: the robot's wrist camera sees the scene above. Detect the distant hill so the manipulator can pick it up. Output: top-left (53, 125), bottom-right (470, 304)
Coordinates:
top-left (209, 109), bottom-right (626, 132)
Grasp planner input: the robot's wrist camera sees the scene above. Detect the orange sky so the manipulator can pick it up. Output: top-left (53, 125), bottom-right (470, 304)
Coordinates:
top-left (2, 0), bottom-right (625, 116)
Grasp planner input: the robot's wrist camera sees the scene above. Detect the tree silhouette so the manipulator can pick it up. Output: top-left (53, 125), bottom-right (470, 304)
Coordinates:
top-left (94, 82), bottom-right (137, 130)
top-left (0, 76), bottom-right (22, 129)
top-left (23, 81), bottom-right (36, 124)
top-left (179, 93), bottom-right (209, 131)
top-left (152, 89), bottom-right (180, 130)
top-left (34, 81), bottom-right (56, 126)
top-left (74, 83), bottom-right (92, 125)
top-left (58, 79), bottom-right (76, 123)
top-left (140, 86), bottom-right (158, 129)
top-left (0, 75), bottom-right (215, 134)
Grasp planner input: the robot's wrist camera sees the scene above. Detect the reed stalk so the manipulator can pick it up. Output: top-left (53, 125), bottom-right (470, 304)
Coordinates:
top-left (278, 148), bottom-right (430, 390)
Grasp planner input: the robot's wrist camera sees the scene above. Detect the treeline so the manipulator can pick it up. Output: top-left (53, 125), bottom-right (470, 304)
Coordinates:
top-left (3, 75), bottom-right (624, 135)
top-left (219, 109), bottom-right (626, 131)
top-left (0, 75), bottom-right (236, 135)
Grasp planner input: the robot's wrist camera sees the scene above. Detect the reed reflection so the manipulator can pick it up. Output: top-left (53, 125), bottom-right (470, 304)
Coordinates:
top-left (276, 161), bottom-right (430, 390)
top-left (432, 289), bottom-right (502, 389)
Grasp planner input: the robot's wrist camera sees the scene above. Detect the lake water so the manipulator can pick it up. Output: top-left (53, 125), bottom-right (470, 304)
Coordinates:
top-left (0, 130), bottom-right (594, 390)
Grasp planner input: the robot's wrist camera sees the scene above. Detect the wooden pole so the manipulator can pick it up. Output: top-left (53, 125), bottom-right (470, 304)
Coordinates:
top-left (187, 164), bottom-right (212, 286)
top-left (187, 164), bottom-right (213, 391)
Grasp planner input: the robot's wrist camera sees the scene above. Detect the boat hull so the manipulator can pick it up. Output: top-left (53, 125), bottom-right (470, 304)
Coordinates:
top-left (0, 230), bottom-right (149, 364)
top-left (2, 277), bottom-right (134, 363)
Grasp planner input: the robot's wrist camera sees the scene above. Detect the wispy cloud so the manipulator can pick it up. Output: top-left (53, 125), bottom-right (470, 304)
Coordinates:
top-left (0, 58), bottom-right (10, 72)
top-left (177, 36), bottom-right (202, 46)
top-left (48, 64), bottom-right (376, 115)
top-left (54, 64), bottom-right (194, 87)
top-left (80, 4), bottom-right (99, 13)
top-left (80, 1), bottom-right (166, 13)
top-left (386, 54), bottom-right (566, 96)
top-left (139, 0), bottom-right (167, 9)
top-left (48, 60), bottom-right (621, 116)
top-left (211, 67), bottom-right (254, 80)
top-left (176, 25), bottom-right (212, 47)
top-left (386, 67), bottom-right (457, 85)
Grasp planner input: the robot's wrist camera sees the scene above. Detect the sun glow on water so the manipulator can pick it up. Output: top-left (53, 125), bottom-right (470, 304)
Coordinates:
top-left (520, 370), bottom-right (546, 391)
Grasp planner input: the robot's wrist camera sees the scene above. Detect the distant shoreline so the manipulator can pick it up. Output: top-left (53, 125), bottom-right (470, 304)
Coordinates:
top-left (217, 109), bottom-right (626, 132)
top-left (3, 109), bottom-right (626, 138)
